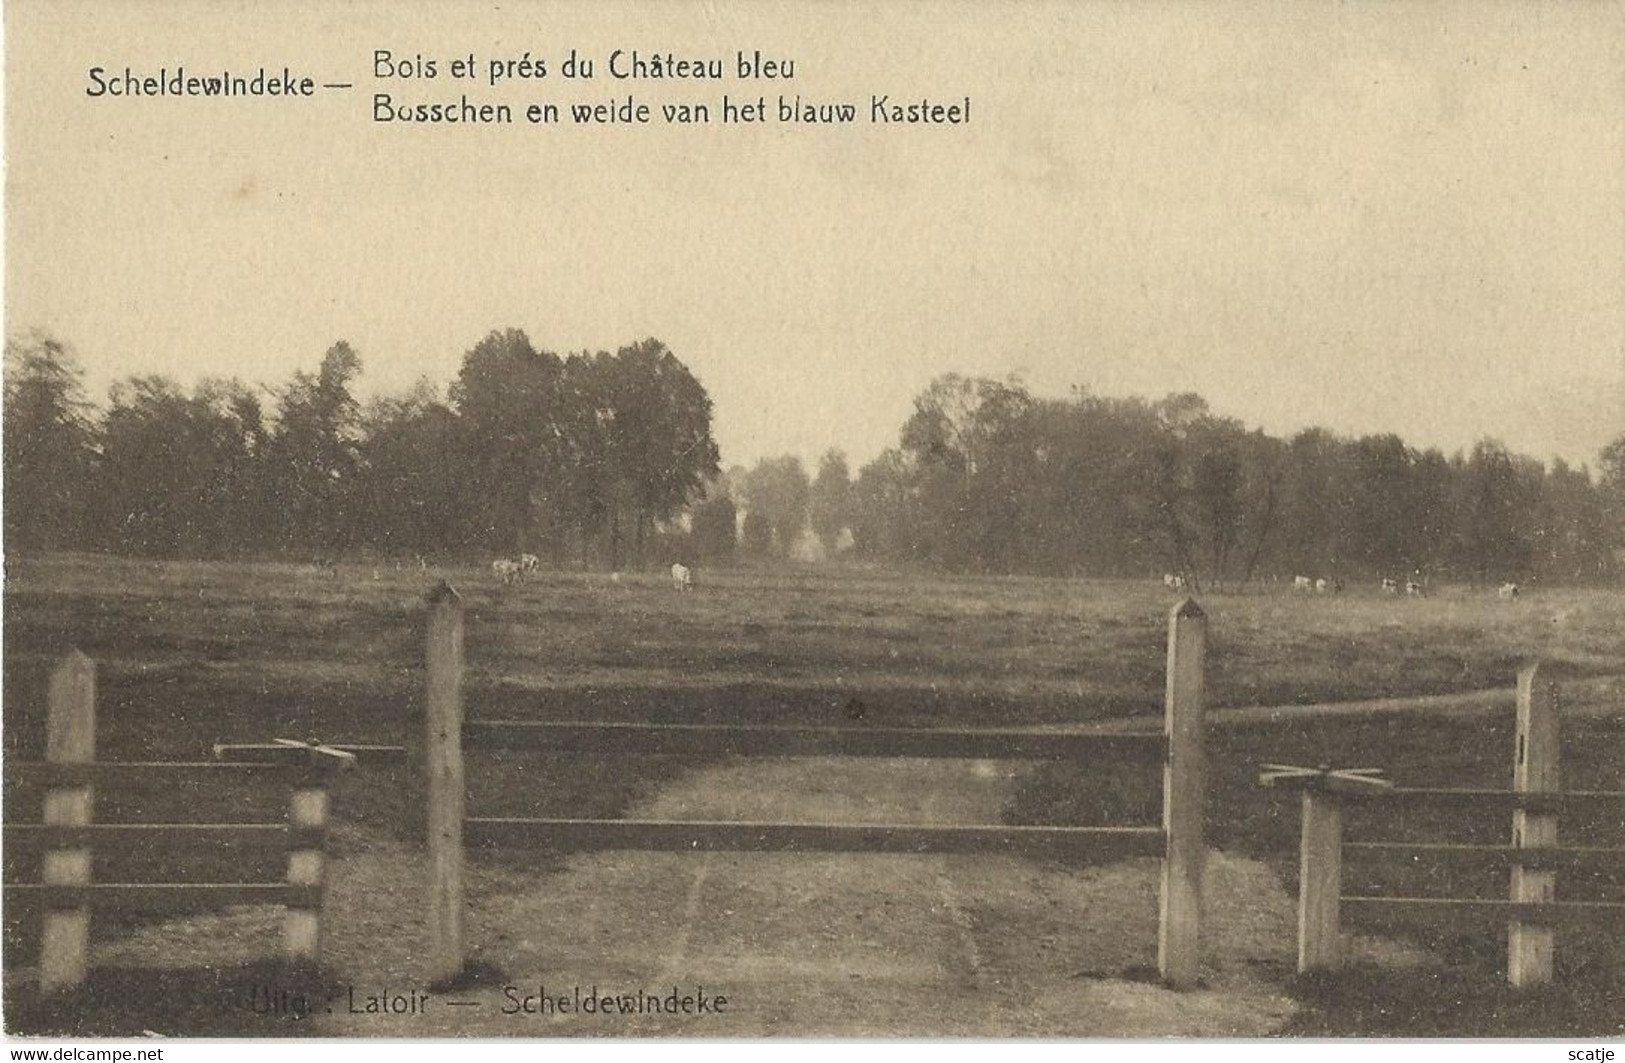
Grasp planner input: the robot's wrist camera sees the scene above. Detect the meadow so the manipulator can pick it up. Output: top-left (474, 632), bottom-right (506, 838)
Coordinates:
top-left (3, 554), bottom-right (1622, 1035)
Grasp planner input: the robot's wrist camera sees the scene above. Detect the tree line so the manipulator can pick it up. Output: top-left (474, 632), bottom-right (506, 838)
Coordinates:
top-left (3, 329), bottom-right (719, 569)
top-left (724, 374), bottom-right (1625, 588)
top-left (7, 332), bottom-right (1622, 586)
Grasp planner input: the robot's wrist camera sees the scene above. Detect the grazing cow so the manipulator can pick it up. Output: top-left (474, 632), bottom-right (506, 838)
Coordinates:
top-left (1406, 580), bottom-right (1425, 598)
top-left (519, 553), bottom-right (540, 575)
top-left (492, 558), bottom-right (521, 585)
top-left (1498, 582), bottom-right (1520, 599)
top-left (1293, 575), bottom-right (1313, 593)
top-left (1163, 573), bottom-right (1186, 590)
top-left (671, 562), bottom-right (693, 591)
top-left (1381, 578), bottom-right (1399, 595)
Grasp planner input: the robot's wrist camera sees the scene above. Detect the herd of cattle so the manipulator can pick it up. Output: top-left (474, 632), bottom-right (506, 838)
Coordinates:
top-left (490, 553), bottom-right (541, 584)
top-left (314, 553), bottom-right (1522, 600)
top-left (1162, 572), bottom-right (1521, 598)
top-left (491, 555), bottom-right (695, 591)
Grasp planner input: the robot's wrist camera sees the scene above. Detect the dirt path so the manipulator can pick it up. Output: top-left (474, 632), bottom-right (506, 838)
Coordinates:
top-left (301, 756), bottom-right (1300, 1037)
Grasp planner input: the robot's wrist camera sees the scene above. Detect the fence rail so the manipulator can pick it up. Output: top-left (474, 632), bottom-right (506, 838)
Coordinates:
top-left (5, 883), bottom-right (323, 913)
top-left (12, 761), bottom-right (349, 786)
top-left (465, 720), bottom-right (1166, 761)
top-left (1341, 897), bottom-right (1625, 928)
top-left (464, 818), bottom-right (1167, 857)
top-left (1322, 787), bottom-right (1625, 812)
top-left (1343, 841), bottom-right (1625, 871)
top-left (5, 822), bottom-right (325, 852)
top-left (1260, 660), bottom-right (1624, 988)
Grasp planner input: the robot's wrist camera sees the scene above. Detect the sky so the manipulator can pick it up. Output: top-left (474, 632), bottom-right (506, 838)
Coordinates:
top-left (5, 0), bottom-right (1623, 474)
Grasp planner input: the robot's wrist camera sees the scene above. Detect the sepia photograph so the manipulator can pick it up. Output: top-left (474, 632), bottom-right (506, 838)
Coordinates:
top-left (3, 0), bottom-right (1623, 1042)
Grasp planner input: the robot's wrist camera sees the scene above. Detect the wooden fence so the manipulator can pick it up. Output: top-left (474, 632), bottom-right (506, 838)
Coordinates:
top-left (13, 591), bottom-right (1614, 998)
top-left (1260, 661), bottom-right (1625, 986)
top-left (418, 584), bottom-right (1210, 989)
top-left (3, 651), bottom-right (354, 992)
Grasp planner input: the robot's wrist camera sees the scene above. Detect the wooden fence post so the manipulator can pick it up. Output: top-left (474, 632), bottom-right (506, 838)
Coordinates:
top-left (42, 651), bottom-right (96, 993)
top-left (1509, 661), bottom-right (1560, 988)
top-left (1298, 787), bottom-right (1343, 972)
top-left (284, 786), bottom-right (328, 963)
top-left (1159, 598), bottom-right (1206, 988)
top-left (424, 582), bottom-right (466, 985)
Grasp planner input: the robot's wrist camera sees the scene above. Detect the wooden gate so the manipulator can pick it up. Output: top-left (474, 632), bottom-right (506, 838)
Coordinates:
top-left (418, 584), bottom-right (1209, 989)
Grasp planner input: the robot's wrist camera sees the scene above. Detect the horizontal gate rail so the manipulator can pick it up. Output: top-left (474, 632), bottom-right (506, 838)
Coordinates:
top-left (5, 823), bottom-right (323, 853)
top-left (465, 720), bottom-right (1166, 762)
top-left (11, 761), bottom-right (330, 786)
top-left (5, 882), bottom-right (321, 913)
top-left (465, 818), bottom-right (1166, 857)
top-left (1343, 896), bottom-right (1625, 928)
top-left (1337, 786), bottom-right (1625, 812)
top-left (1344, 842), bottom-right (1625, 871)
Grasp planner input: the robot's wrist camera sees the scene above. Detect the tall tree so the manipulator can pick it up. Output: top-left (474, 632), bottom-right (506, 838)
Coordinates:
top-left (450, 330), bottom-right (569, 555)
top-left (3, 332), bottom-right (99, 551)
top-left (809, 449), bottom-right (854, 552)
top-left (1410, 447), bottom-right (1456, 577)
top-left (261, 341), bottom-right (365, 554)
top-left (354, 379), bottom-right (466, 556)
top-left (742, 455), bottom-right (811, 557)
top-left (1455, 438), bottom-right (1532, 582)
top-left (1528, 458), bottom-right (1614, 583)
top-left (99, 375), bottom-right (263, 556)
top-left (900, 374), bottom-right (1037, 570)
top-left (1600, 433), bottom-right (1625, 562)
top-left (1279, 428), bottom-right (1344, 577)
top-left (851, 448), bottom-right (918, 562)
top-left (1190, 433), bottom-right (1244, 588)
top-left (1341, 434), bottom-right (1422, 576)
top-left (690, 489), bottom-right (739, 565)
top-left (575, 338), bottom-right (721, 568)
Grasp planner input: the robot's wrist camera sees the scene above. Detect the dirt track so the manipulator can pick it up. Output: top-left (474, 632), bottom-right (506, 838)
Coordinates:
top-left (301, 756), bottom-right (1301, 1037)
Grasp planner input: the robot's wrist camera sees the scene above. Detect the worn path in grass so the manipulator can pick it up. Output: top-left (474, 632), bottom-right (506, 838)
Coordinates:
top-left (310, 756), bottom-right (1299, 1037)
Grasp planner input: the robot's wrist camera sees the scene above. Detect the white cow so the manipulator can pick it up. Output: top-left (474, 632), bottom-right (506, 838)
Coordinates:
top-left (1163, 573), bottom-right (1186, 590)
top-left (1406, 580), bottom-right (1425, 598)
top-left (1293, 575), bottom-right (1313, 593)
top-left (671, 562), bottom-right (693, 591)
top-left (518, 553), bottom-right (540, 575)
top-left (492, 558), bottom-right (521, 585)
top-left (1498, 582), bottom-right (1520, 599)
top-left (1381, 578), bottom-right (1399, 595)
top-left (1314, 578), bottom-right (1329, 594)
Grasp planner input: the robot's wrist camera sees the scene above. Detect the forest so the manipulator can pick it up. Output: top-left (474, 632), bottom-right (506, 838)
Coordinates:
top-left (5, 330), bottom-right (1623, 587)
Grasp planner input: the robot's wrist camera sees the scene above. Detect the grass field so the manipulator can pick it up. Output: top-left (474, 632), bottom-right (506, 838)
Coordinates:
top-left (3, 554), bottom-right (1623, 1036)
